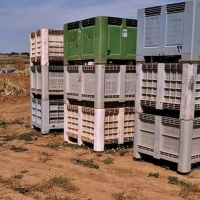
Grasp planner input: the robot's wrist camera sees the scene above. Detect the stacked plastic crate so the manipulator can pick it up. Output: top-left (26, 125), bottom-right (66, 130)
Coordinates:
top-left (30, 29), bottom-right (64, 134)
top-left (63, 16), bottom-right (137, 151)
top-left (134, 0), bottom-right (200, 173)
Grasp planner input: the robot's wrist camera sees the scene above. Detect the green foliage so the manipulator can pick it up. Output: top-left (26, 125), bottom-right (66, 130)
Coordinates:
top-left (113, 191), bottom-right (132, 200)
top-left (18, 132), bottom-right (40, 141)
top-left (21, 169), bottom-right (28, 174)
top-left (10, 145), bottom-right (28, 152)
top-left (14, 187), bottom-right (29, 195)
top-left (13, 174), bottom-right (23, 179)
top-left (103, 157), bottom-right (114, 165)
top-left (3, 132), bottom-right (40, 142)
top-left (49, 175), bottom-right (77, 192)
top-left (71, 158), bottom-right (99, 169)
top-left (148, 172), bottom-right (159, 178)
top-left (62, 142), bottom-right (89, 150)
top-left (0, 116), bottom-right (7, 129)
top-left (3, 135), bottom-right (17, 141)
top-left (168, 176), bottom-right (200, 198)
top-left (44, 142), bottom-right (61, 150)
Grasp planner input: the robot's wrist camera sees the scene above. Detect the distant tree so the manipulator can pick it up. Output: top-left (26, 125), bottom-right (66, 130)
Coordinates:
top-left (21, 52), bottom-right (30, 56)
top-left (10, 52), bottom-right (19, 55)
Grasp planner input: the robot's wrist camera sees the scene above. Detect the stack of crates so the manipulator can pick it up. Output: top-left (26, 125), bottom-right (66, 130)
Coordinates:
top-left (134, 0), bottom-right (200, 173)
top-left (63, 16), bottom-right (137, 151)
top-left (30, 29), bottom-right (64, 134)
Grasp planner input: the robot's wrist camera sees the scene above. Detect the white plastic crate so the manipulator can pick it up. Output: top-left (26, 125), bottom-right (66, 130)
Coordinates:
top-left (135, 63), bottom-right (200, 120)
top-left (30, 32), bottom-right (36, 65)
top-left (136, 0), bottom-right (200, 62)
top-left (30, 66), bottom-right (36, 92)
top-left (29, 29), bottom-right (63, 65)
top-left (30, 66), bottom-right (64, 95)
top-left (64, 104), bottom-right (135, 151)
top-left (134, 112), bottom-right (200, 173)
top-left (31, 97), bottom-right (64, 134)
top-left (65, 65), bottom-right (136, 107)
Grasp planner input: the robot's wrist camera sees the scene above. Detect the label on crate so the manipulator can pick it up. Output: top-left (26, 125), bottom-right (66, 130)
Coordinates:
top-left (122, 29), bottom-right (127, 37)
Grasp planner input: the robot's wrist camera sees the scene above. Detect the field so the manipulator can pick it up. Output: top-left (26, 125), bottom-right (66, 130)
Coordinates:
top-left (1, 58), bottom-right (200, 199)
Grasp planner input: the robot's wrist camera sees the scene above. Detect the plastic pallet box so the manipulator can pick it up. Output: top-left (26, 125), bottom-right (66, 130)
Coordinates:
top-left (135, 62), bottom-right (200, 120)
top-left (134, 112), bottom-right (200, 173)
top-left (65, 64), bottom-right (136, 108)
top-left (64, 16), bottom-right (137, 64)
top-left (31, 96), bottom-right (64, 134)
top-left (64, 104), bottom-right (135, 151)
top-left (29, 29), bottom-right (63, 65)
top-left (30, 65), bottom-right (64, 96)
top-left (136, 0), bottom-right (200, 62)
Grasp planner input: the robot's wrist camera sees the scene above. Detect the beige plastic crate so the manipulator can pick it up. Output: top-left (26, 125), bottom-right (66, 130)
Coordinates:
top-left (29, 29), bottom-right (63, 65)
top-left (64, 104), bottom-right (135, 151)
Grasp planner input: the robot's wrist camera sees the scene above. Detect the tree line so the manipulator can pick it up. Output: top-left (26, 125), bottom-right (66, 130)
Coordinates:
top-left (0, 52), bottom-right (29, 56)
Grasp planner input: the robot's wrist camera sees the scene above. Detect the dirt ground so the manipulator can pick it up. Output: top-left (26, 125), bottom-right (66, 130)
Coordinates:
top-left (1, 73), bottom-right (200, 200)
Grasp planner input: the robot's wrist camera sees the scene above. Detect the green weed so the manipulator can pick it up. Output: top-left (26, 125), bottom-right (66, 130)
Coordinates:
top-left (168, 176), bottom-right (200, 198)
top-left (10, 145), bottom-right (28, 152)
top-left (103, 157), bottom-right (114, 165)
top-left (10, 118), bottom-right (24, 125)
top-left (18, 132), bottom-right (40, 141)
top-left (71, 158), bottom-right (99, 169)
top-left (148, 172), bottom-right (159, 178)
top-left (45, 142), bottom-right (61, 150)
top-left (62, 142), bottom-right (89, 150)
top-left (13, 174), bottom-right (23, 179)
top-left (3, 135), bottom-right (17, 141)
top-left (113, 191), bottom-right (132, 200)
top-left (49, 175), bottom-right (77, 192)
top-left (21, 169), bottom-right (28, 174)
top-left (0, 116), bottom-right (7, 129)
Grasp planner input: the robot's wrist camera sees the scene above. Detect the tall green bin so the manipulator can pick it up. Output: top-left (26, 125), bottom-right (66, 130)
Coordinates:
top-left (64, 16), bottom-right (137, 64)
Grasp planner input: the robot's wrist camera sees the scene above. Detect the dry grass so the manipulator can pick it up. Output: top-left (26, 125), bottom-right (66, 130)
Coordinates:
top-left (0, 174), bottom-right (78, 198)
top-left (168, 176), bottom-right (200, 198)
top-left (14, 67), bottom-right (30, 76)
top-left (0, 77), bottom-right (26, 96)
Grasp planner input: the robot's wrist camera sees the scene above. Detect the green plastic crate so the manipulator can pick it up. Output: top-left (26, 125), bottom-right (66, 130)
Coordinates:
top-left (64, 16), bottom-right (137, 64)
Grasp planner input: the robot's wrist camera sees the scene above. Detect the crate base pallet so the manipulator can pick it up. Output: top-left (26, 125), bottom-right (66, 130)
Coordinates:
top-left (133, 112), bottom-right (200, 174)
top-left (64, 104), bottom-right (135, 151)
top-left (31, 97), bottom-right (64, 134)
top-left (135, 62), bottom-right (200, 120)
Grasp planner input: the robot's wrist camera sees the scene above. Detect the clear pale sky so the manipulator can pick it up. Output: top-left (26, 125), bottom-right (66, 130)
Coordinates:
top-left (0, 0), bottom-right (180, 53)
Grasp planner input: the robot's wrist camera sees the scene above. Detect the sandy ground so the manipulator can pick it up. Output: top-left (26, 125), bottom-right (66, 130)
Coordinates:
top-left (0, 73), bottom-right (200, 200)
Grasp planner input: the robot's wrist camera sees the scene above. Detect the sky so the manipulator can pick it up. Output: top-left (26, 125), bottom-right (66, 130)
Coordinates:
top-left (0, 0), bottom-right (180, 53)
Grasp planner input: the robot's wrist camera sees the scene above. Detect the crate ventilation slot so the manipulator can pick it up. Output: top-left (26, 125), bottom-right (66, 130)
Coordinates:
top-left (126, 19), bottom-right (137, 27)
top-left (82, 18), bottom-right (95, 27)
top-left (67, 21), bottom-right (79, 30)
top-left (48, 29), bottom-right (63, 35)
top-left (167, 2), bottom-right (185, 14)
top-left (36, 30), bottom-right (41, 36)
top-left (31, 32), bottom-right (35, 38)
top-left (145, 6), bottom-right (161, 17)
top-left (49, 65), bottom-right (64, 71)
top-left (108, 17), bottom-right (122, 26)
